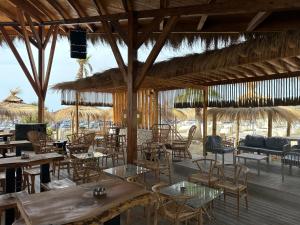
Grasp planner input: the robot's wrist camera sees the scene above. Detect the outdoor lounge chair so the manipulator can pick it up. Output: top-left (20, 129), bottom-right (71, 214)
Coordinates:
top-left (170, 125), bottom-right (196, 160)
top-left (205, 135), bottom-right (236, 165)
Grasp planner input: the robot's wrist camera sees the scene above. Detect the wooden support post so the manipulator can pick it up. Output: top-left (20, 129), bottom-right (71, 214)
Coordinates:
top-left (38, 26), bottom-right (45, 123)
top-left (127, 11), bottom-right (138, 163)
top-left (236, 115), bottom-right (240, 146)
top-left (203, 88), bottom-right (208, 156)
top-left (152, 90), bottom-right (159, 126)
top-left (267, 112), bottom-right (272, 137)
top-left (287, 121), bottom-right (291, 137)
top-left (75, 92), bottom-right (79, 134)
top-left (212, 113), bottom-right (217, 135)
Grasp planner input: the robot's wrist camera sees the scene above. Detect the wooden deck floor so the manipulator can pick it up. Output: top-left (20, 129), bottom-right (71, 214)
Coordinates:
top-left (1, 153), bottom-right (300, 225)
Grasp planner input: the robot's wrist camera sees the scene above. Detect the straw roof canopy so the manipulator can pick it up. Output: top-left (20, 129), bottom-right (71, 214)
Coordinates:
top-left (1, 1), bottom-right (300, 48)
top-left (0, 90), bottom-right (40, 118)
top-left (53, 31), bottom-right (300, 93)
top-left (208, 107), bottom-right (300, 123)
top-left (54, 106), bottom-right (112, 122)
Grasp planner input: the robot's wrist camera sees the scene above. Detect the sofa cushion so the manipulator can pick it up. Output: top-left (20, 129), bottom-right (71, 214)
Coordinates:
top-left (265, 137), bottom-right (289, 151)
top-left (244, 135), bottom-right (265, 148)
top-left (205, 135), bottom-right (222, 152)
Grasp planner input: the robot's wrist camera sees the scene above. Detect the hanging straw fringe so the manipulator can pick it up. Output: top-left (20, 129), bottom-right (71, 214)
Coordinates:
top-left (61, 90), bottom-right (113, 107)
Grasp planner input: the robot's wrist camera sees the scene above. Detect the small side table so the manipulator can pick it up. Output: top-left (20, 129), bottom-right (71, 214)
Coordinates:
top-left (235, 153), bottom-right (268, 176)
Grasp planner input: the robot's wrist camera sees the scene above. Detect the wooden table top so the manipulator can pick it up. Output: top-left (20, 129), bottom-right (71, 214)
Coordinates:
top-left (72, 152), bottom-right (107, 159)
top-left (16, 179), bottom-right (149, 225)
top-left (0, 140), bottom-right (31, 147)
top-left (0, 152), bottom-right (64, 168)
top-left (236, 153), bottom-right (268, 160)
top-left (0, 133), bottom-right (14, 137)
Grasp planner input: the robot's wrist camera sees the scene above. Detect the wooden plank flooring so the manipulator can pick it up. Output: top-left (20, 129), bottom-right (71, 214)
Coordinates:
top-left (1, 155), bottom-right (300, 225)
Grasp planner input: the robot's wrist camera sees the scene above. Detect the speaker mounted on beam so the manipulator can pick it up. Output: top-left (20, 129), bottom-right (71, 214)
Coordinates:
top-left (70, 29), bottom-right (87, 59)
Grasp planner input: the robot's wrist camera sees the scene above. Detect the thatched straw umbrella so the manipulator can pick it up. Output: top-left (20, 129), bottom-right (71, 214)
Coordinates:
top-left (208, 106), bottom-right (300, 142)
top-left (54, 106), bottom-right (112, 133)
top-left (0, 89), bottom-right (41, 119)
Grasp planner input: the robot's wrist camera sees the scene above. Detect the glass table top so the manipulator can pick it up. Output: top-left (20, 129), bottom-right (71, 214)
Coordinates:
top-left (159, 181), bottom-right (223, 209)
top-left (103, 164), bottom-right (150, 179)
top-left (72, 152), bottom-right (107, 159)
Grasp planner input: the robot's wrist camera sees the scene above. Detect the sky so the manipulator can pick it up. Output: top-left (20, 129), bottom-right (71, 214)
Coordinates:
top-left (0, 38), bottom-right (201, 112)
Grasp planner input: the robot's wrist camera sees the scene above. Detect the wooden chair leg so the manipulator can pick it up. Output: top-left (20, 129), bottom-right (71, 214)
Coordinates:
top-left (30, 175), bottom-right (36, 194)
top-left (57, 162), bottom-right (60, 179)
top-left (245, 190), bottom-right (249, 209)
top-left (237, 192), bottom-right (240, 216)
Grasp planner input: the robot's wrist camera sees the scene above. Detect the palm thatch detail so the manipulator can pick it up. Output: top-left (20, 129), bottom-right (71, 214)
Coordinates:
top-left (208, 107), bottom-right (300, 123)
top-left (54, 106), bottom-right (112, 122)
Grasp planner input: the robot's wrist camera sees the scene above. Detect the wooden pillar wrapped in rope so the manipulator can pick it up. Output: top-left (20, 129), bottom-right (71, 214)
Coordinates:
top-left (203, 88), bottom-right (208, 156)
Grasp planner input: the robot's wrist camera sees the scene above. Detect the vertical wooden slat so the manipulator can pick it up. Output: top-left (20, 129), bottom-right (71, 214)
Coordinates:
top-left (212, 113), bottom-right (217, 135)
top-left (287, 122), bottom-right (291, 137)
top-left (267, 111), bottom-right (272, 137)
top-left (203, 88), bottom-right (208, 156)
top-left (75, 92), bottom-right (79, 134)
top-left (145, 89), bottom-right (149, 129)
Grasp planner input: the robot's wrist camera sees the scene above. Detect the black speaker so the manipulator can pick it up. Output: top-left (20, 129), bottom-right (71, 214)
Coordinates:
top-left (70, 29), bottom-right (87, 59)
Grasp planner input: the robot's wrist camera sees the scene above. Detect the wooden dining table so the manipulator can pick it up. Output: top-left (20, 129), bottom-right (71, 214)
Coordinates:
top-left (0, 140), bottom-right (31, 157)
top-left (0, 152), bottom-right (64, 225)
top-left (0, 132), bottom-right (14, 141)
top-left (16, 179), bottom-right (153, 225)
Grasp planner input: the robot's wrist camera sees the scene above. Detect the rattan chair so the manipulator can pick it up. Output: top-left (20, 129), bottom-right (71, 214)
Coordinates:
top-left (151, 124), bottom-right (171, 144)
top-left (137, 143), bottom-right (172, 184)
top-left (171, 125), bottom-right (196, 160)
top-left (152, 183), bottom-right (201, 225)
top-left (71, 157), bottom-right (102, 184)
top-left (27, 131), bottom-right (56, 154)
top-left (188, 158), bottom-right (220, 187)
top-left (215, 164), bottom-right (249, 216)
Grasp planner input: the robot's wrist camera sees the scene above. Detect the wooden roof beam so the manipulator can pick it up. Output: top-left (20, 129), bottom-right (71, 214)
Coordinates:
top-left (92, 0), bottom-right (107, 15)
top-left (9, 0), bottom-right (44, 22)
top-left (0, 6), bottom-right (38, 47)
top-left (28, 0), bottom-right (67, 34)
top-left (246, 64), bottom-right (269, 75)
top-left (136, 0), bottom-right (300, 18)
top-left (67, 0), bottom-right (94, 32)
top-left (0, 26), bottom-right (41, 98)
top-left (203, 71), bottom-right (300, 86)
top-left (246, 11), bottom-right (270, 31)
top-left (159, 0), bottom-right (169, 30)
top-left (196, 15), bottom-right (208, 31)
top-left (134, 16), bottom-right (179, 90)
top-left (266, 60), bottom-right (286, 73)
top-left (280, 58), bottom-right (300, 70)
top-left (122, 0), bottom-right (133, 12)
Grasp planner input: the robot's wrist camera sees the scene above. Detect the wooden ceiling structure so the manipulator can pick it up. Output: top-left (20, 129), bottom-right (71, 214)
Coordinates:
top-left (53, 31), bottom-right (300, 93)
top-left (1, 0), bottom-right (300, 163)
